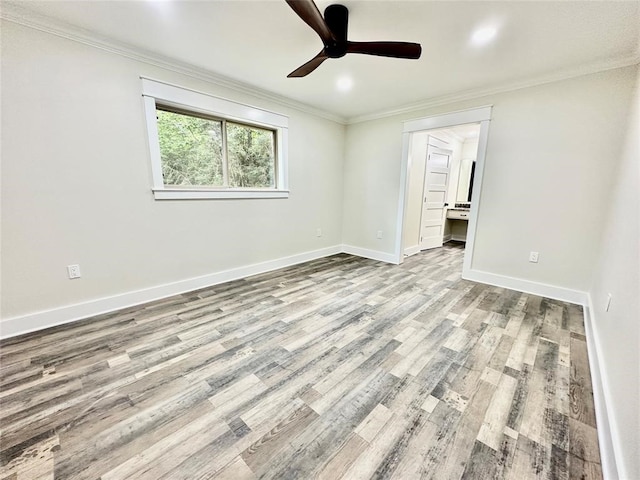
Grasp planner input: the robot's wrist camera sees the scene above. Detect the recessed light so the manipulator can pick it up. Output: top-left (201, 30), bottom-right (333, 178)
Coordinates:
top-left (336, 77), bottom-right (353, 92)
top-left (471, 27), bottom-right (497, 46)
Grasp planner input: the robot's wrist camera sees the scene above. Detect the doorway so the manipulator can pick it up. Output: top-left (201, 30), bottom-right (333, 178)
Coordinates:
top-left (393, 106), bottom-right (492, 277)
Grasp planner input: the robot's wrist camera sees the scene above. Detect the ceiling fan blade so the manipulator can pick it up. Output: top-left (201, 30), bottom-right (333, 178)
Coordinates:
top-left (346, 41), bottom-right (422, 59)
top-left (287, 51), bottom-right (329, 77)
top-left (285, 0), bottom-right (336, 45)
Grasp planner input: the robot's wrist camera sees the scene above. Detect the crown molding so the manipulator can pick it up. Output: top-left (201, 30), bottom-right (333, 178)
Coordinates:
top-left (347, 54), bottom-right (640, 125)
top-left (0, 2), bottom-right (348, 125)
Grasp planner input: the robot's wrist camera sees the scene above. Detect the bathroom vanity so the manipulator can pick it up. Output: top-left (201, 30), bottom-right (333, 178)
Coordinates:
top-left (446, 202), bottom-right (470, 242)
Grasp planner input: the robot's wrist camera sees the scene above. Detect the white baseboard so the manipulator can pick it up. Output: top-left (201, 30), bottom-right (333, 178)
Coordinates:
top-left (0, 245), bottom-right (342, 340)
top-left (341, 244), bottom-right (399, 264)
top-left (583, 296), bottom-right (625, 480)
top-left (451, 234), bottom-right (467, 242)
top-left (403, 245), bottom-right (421, 257)
top-left (442, 234), bottom-right (452, 243)
top-left (0, 243), bottom-right (404, 340)
top-left (462, 268), bottom-right (587, 305)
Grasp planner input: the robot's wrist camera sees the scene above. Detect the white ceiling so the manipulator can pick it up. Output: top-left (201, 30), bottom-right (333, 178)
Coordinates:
top-left (5, 0), bottom-right (639, 122)
top-left (437, 123), bottom-right (481, 141)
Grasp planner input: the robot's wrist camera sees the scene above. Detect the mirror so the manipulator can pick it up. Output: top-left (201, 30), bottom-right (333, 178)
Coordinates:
top-left (456, 159), bottom-right (476, 203)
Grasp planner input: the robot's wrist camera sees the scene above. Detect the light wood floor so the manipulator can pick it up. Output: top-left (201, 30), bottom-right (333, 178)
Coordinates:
top-left (0, 243), bottom-right (602, 480)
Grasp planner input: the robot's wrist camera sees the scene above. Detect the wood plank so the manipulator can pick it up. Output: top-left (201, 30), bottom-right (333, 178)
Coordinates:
top-left (317, 433), bottom-right (369, 480)
top-left (100, 412), bottom-right (230, 480)
top-left (0, 435), bottom-right (58, 480)
top-left (476, 373), bottom-right (518, 450)
top-left (240, 404), bottom-right (319, 473)
top-left (569, 417), bottom-right (601, 464)
top-left (213, 456), bottom-right (256, 480)
top-left (460, 440), bottom-right (499, 479)
top-left (339, 412), bottom-right (406, 480)
top-left (519, 337), bottom-right (559, 446)
top-left (426, 380), bottom-right (496, 479)
top-left (354, 403), bottom-right (393, 443)
top-left (569, 452), bottom-right (603, 480)
top-left (570, 336), bottom-right (597, 427)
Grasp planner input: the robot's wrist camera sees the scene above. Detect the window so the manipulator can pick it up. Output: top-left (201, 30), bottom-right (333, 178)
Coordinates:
top-left (156, 107), bottom-right (276, 189)
top-left (142, 78), bottom-right (288, 200)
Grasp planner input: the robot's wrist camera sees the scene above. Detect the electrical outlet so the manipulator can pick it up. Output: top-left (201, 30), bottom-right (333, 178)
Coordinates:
top-left (67, 264), bottom-right (81, 279)
top-left (377, 230), bottom-right (383, 239)
top-left (529, 251), bottom-right (539, 263)
top-left (605, 293), bottom-right (612, 312)
top-left (316, 228), bottom-right (322, 237)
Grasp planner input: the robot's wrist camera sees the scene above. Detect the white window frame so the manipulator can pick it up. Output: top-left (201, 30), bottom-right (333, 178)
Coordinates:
top-left (141, 77), bottom-right (289, 200)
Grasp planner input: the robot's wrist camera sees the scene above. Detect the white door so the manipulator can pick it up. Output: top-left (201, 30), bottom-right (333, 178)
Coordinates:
top-left (420, 145), bottom-right (452, 250)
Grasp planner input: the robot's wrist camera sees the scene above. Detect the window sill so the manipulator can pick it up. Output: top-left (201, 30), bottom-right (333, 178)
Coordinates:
top-left (152, 188), bottom-right (290, 200)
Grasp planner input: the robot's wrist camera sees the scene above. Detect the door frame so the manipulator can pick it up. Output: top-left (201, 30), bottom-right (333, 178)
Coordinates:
top-left (395, 106), bottom-right (493, 277)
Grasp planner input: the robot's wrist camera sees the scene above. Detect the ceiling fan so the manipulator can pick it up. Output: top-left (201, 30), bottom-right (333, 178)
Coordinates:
top-left (285, 0), bottom-right (422, 77)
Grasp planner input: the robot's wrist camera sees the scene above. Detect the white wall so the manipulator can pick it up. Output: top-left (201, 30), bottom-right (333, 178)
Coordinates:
top-left (1, 22), bottom-right (345, 325)
top-left (588, 68), bottom-right (639, 480)
top-left (343, 65), bottom-right (638, 293)
top-left (461, 138), bottom-right (479, 160)
top-left (342, 118), bottom-right (401, 254)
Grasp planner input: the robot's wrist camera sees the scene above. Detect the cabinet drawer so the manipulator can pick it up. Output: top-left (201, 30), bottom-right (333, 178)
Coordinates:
top-left (447, 209), bottom-right (470, 220)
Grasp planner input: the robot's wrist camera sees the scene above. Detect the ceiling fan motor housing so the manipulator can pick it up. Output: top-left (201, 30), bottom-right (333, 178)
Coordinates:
top-left (324, 4), bottom-right (349, 58)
